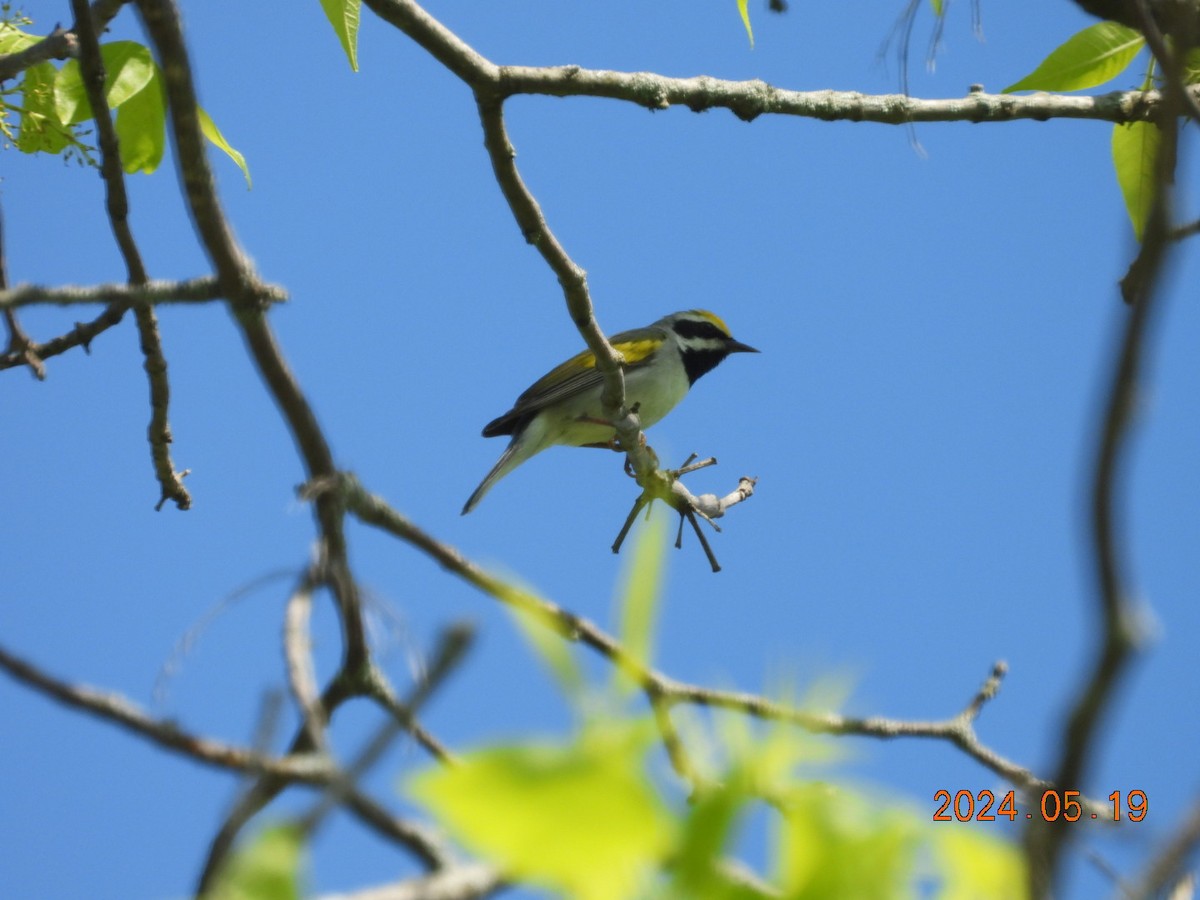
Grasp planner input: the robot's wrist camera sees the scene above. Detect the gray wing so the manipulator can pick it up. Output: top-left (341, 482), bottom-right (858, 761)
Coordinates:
top-left (481, 323), bottom-right (663, 437)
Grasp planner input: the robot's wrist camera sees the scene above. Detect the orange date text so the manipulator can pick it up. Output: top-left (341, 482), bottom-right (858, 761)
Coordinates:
top-left (932, 789), bottom-right (1147, 823)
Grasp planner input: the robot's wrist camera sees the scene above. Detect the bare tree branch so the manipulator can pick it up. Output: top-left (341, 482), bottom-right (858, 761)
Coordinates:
top-left (0, 204), bottom-right (46, 379)
top-left (334, 474), bottom-right (1077, 802)
top-left (1024, 8), bottom-right (1189, 895)
top-left (71, 0), bottom-right (192, 510)
top-left (0, 277), bottom-right (280, 310)
top-left (0, 642), bottom-right (333, 782)
top-left (135, 0), bottom-right (370, 670)
top-left (284, 565), bottom-right (329, 754)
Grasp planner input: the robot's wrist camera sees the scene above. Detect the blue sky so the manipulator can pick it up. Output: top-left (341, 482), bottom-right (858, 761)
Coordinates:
top-left (3, 1), bottom-right (1199, 897)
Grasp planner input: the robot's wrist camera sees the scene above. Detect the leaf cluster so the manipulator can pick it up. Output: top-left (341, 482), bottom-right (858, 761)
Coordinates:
top-left (0, 19), bottom-right (248, 184)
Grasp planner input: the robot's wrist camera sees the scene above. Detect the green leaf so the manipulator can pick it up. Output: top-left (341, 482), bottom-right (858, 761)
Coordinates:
top-left (409, 722), bottom-right (674, 900)
top-left (199, 106), bottom-right (252, 188)
top-left (612, 514), bottom-right (667, 696)
top-left (1183, 48), bottom-right (1200, 85)
top-left (774, 785), bottom-right (921, 898)
top-left (0, 22), bottom-right (39, 54)
top-left (17, 61), bottom-right (69, 155)
top-left (1003, 22), bottom-right (1144, 93)
top-left (209, 824), bottom-right (306, 900)
top-left (932, 829), bottom-right (1025, 899)
top-left (116, 69), bottom-right (166, 174)
top-left (668, 781), bottom-right (756, 899)
top-left (929, 0), bottom-right (944, 16)
top-left (320, 0), bottom-right (361, 71)
top-left (54, 41), bottom-right (156, 125)
top-left (1112, 120), bottom-right (1160, 241)
top-left (736, 0), bottom-right (754, 48)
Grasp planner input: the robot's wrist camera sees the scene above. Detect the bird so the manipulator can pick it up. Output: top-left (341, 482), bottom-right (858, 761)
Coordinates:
top-left (462, 309), bottom-right (758, 514)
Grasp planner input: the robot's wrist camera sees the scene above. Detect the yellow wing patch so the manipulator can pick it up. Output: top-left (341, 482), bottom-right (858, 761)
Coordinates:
top-left (612, 338), bottom-right (662, 366)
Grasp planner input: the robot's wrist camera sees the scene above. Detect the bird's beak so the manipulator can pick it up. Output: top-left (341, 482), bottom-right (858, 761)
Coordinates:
top-left (726, 339), bottom-right (759, 354)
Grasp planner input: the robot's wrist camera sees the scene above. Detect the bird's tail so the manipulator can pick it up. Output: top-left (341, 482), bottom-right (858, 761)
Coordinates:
top-left (461, 442), bottom-right (520, 515)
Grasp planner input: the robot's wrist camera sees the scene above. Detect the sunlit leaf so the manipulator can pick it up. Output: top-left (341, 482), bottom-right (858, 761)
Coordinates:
top-left (17, 61), bottom-right (69, 154)
top-left (0, 21), bottom-right (39, 54)
top-left (612, 514), bottom-right (666, 695)
top-left (209, 824), bottom-right (305, 900)
top-left (736, 0), bottom-right (754, 48)
top-left (1004, 22), bottom-right (1143, 93)
top-left (1112, 119), bottom-right (1160, 241)
top-left (932, 828), bottom-right (1025, 899)
top-left (320, 0), bottom-right (361, 71)
top-left (54, 41), bottom-right (155, 125)
top-left (775, 784), bottom-right (921, 898)
top-left (929, 0), bottom-right (943, 16)
top-left (198, 106), bottom-right (252, 188)
top-left (409, 722), bottom-right (673, 900)
top-left (668, 778), bottom-right (756, 899)
top-left (116, 69), bottom-right (166, 174)
top-left (1185, 48), bottom-right (1200, 84)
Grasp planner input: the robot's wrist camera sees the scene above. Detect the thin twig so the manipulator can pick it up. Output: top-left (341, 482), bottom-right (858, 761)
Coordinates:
top-left (72, 0), bottom-right (192, 511)
top-left (0, 204), bottom-right (46, 379)
top-left (284, 565), bottom-right (329, 753)
top-left (300, 623), bottom-right (473, 833)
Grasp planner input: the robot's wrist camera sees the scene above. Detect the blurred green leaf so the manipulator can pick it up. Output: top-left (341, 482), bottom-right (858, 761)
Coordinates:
top-left (736, 0), bottom-right (754, 47)
top-left (933, 828), bottom-right (1025, 899)
top-left (0, 21), bottom-right (39, 54)
top-left (612, 514), bottom-right (666, 696)
top-left (1112, 119), bottom-right (1160, 241)
top-left (54, 41), bottom-right (155, 125)
top-left (210, 824), bottom-right (305, 900)
top-left (1004, 22), bottom-right (1143, 93)
top-left (929, 0), bottom-right (944, 16)
top-left (320, 0), bottom-right (361, 71)
top-left (199, 106), bottom-right (252, 188)
top-left (775, 784), bottom-right (921, 899)
top-left (668, 778), bottom-right (757, 899)
top-left (115, 69), bottom-right (166, 174)
top-left (17, 62), bottom-right (69, 154)
top-left (409, 721), bottom-right (673, 900)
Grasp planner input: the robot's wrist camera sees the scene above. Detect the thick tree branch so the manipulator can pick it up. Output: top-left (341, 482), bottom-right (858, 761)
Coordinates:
top-left (366, 0), bottom-right (1181, 126)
